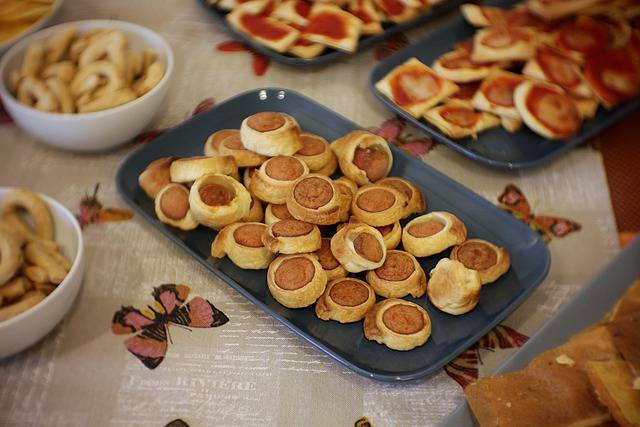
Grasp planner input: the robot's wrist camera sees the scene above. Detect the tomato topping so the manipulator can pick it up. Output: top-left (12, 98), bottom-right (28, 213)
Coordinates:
top-left (481, 27), bottom-right (531, 49)
top-left (240, 14), bottom-right (290, 40)
top-left (440, 106), bottom-right (481, 128)
top-left (482, 75), bottom-right (524, 107)
top-left (305, 11), bottom-right (347, 39)
top-left (556, 18), bottom-right (609, 55)
top-left (526, 85), bottom-right (581, 138)
top-left (380, 0), bottom-right (405, 16)
top-left (537, 47), bottom-right (581, 88)
top-left (389, 67), bottom-right (442, 107)
top-left (294, 0), bottom-right (312, 17)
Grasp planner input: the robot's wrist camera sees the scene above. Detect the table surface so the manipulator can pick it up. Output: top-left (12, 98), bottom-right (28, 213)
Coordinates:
top-left (0, 1), bottom-right (625, 426)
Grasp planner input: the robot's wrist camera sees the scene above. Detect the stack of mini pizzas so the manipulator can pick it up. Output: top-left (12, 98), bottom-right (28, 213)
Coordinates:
top-left (376, 0), bottom-right (640, 140)
top-left (138, 111), bottom-right (512, 351)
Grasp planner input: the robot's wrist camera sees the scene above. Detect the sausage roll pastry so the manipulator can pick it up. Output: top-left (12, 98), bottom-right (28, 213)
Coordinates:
top-left (334, 176), bottom-right (359, 197)
top-left (241, 195), bottom-right (264, 222)
top-left (170, 155), bottom-right (239, 183)
top-left (428, 258), bottom-right (481, 315)
top-left (351, 184), bottom-right (407, 226)
top-left (294, 132), bottom-right (338, 175)
top-left (450, 238), bottom-right (510, 285)
top-left (366, 250), bottom-right (427, 298)
top-left (250, 155), bottom-right (310, 204)
top-left (262, 219), bottom-right (322, 254)
top-left (364, 299), bottom-right (431, 351)
top-left (375, 221), bottom-right (402, 250)
top-left (377, 177), bottom-right (426, 218)
top-left (331, 222), bottom-right (386, 273)
top-left (375, 57), bottom-right (459, 117)
top-left (423, 103), bottom-right (500, 139)
top-left (303, 4), bottom-right (363, 53)
top-left (522, 46), bottom-right (592, 98)
top-left (471, 70), bottom-right (527, 120)
top-left (471, 27), bottom-right (536, 63)
top-left (286, 174), bottom-right (349, 225)
top-left (154, 183), bottom-right (199, 230)
top-left (211, 222), bottom-right (274, 269)
top-left (240, 112), bottom-right (302, 156)
top-left (313, 237), bottom-right (348, 281)
top-left (189, 173), bottom-right (252, 229)
top-left (267, 253), bottom-right (327, 308)
top-left (265, 203), bottom-right (295, 225)
top-left (243, 167), bottom-right (256, 189)
top-left (205, 130), bottom-right (268, 168)
top-left (331, 130), bottom-right (393, 185)
top-left (402, 211), bottom-right (467, 257)
top-left (138, 156), bottom-right (176, 199)
top-left (514, 81), bottom-right (582, 139)
top-left (226, 9), bottom-right (300, 53)
top-left (315, 278), bottom-right (376, 323)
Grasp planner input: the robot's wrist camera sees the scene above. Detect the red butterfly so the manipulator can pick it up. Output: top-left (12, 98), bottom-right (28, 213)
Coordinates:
top-left (112, 284), bottom-right (228, 369)
top-left (498, 184), bottom-right (581, 242)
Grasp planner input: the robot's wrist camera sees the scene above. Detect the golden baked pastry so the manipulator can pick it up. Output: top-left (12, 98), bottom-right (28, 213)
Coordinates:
top-left (471, 70), bottom-right (526, 121)
top-left (241, 195), bottom-right (264, 222)
top-left (586, 360), bottom-right (640, 427)
top-left (605, 316), bottom-right (640, 379)
top-left (331, 130), bottom-right (393, 186)
top-left (450, 238), bottom-right (510, 285)
top-left (262, 219), bottom-right (322, 254)
top-left (226, 9), bottom-right (300, 53)
top-left (169, 155), bottom-right (239, 183)
top-left (377, 177), bottom-right (426, 218)
top-left (331, 222), bottom-right (386, 273)
top-left (138, 156), bottom-right (175, 199)
top-left (334, 176), bottom-right (358, 197)
top-left (366, 250), bottom-right (427, 298)
top-left (188, 173), bottom-right (252, 229)
top-left (471, 26), bottom-right (536, 63)
top-left (313, 238), bottom-right (348, 281)
top-left (204, 130), bottom-right (267, 168)
top-left (0, 188), bottom-right (54, 240)
top-left (375, 221), bottom-right (402, 250)
top-left (432, 48), bottom-right (501, 83)
top-left (264, 203), bottom-right (295, 225)
top-left (294, 132), bottom-right (338, 175)
top-left (423, 103), bottom-right (501, 139)
top-left (267, 253), bottom-right (327, 308)
top-left (402, 211), bottom-right (467, 257)
top-left (351, 184), bottom-right (407, 226)
top-left (250, 155), bottom-right (309, 204)
top-left (286, 174), bottom-right (349, 225)
top-left (243, 167), bottom-right (255, 189)
top-left (427, 258), bottom-right (481, 315)
top-left (154, 183), bottom-right (198, 230)
top-left (240, 112), bottom-right (302, 156)
top-left (522, 46), bottom-right (592, 99)
top-left (348, 0), bottom-right (382, 35)
top-left (606, 280), bottom-right (640, 322)
top-left (315, 278), bottom-right (376, 323)
top-left (363, 299), bottom-right (431, 351)
top-left (211, 222), bottom-right (274, 269)
top-left (303, 3), bottom-right (363, 53)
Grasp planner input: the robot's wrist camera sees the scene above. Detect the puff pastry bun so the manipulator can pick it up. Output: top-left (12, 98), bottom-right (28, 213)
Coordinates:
top-left (402, 211), bottom-right (467, 257)
top-left (514, 81), bottom-right (582, 140)
top-left (315, 278), bottom-right (376, 323)
top-left (423, 103), bottom-right (500, 139)
top-left (242, 195), bottom-right (264, 222)
top-left (471, 27), bottom-right (536, 63)
top-left (303, 4), bottom-right (363, 53)
top-left (471, 70), bottom-right (526, 120)
top-left (265, 203), bottom-right (295, 225)
top-left (450, 238), bottom-right (510, 285)
top-left (262, 219), bottom-right (322, 254)
top-left (366, 250), bottom-right (427, 298)
top-left (139, 157), bottom-right (175, 199)
top-left (364, 299), bottom-right (431, 351)
top-left (334, 177), bottom-right (358, 197)
top-left (294, 132), bottom-right (338, 175)
top-left (170, 155), bottom-right (239, 183)
top-left (331, 130), bottom-right (393, 186)
top-left (314, 238), bottom-right (348, 281)
top-left (427, 258), bottom-right (481, 315)
top-left (226, 9), bottom-right (300, 53)
top-left (189, 173), bottom-right (252, 229)
top-left (286, 174), bottom-right (349, 225)
top-left (267, 253), bottom-right (327, 308)
top-left (351, 184), bottom-right (407, 226)
top-left (377, 177), bottom-right (426, 218)
top-left (331, 222), bottom-right (386, 273)
top-left (375, 221), bottom-right (402, 250)
top-left (250, 155), bottom-right (310, 204)
top-left (240, 112), bottom-right (302, 156)
top-left (211, 222), bottom-right (275, 269)
top-left (205, 130), bottom-right (268, 167)
top-left (154, 183), bottom-right (199, 230)
top-left (375, 57), bottom-right (459, 118)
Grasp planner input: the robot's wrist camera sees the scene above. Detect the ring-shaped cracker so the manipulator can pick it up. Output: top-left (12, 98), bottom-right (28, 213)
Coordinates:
top-left (154, 183), bottom-right (199, 230)
top-left (267, 253), bottom-right (327, 308)
top-left (212, 222), bottom-right (274, 269)
top-left (363, 299), bottom-right (432, 351)
top-left (402, 211), bottom-right (467, 257)
top-left (262, 219), bottom-right (322, 254)
top-left (450, 238), bottom-right (510, 285)
top-left (0, 188), bottom-right (54, 240)
top-left (0, 229), bottom-right (23, 286)
top-left (250, 155), bottom-right (309, 204)
top-left (315, 278), bottom-right (376, 323)
top-left (330, 222), bottom-right (387, 273)
top-left (366, 250), bottom-right (427, 298)
top-left (189, 173), bottom-right (252, 229)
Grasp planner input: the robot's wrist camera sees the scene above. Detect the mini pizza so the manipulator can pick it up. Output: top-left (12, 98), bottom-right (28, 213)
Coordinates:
top-left (460, 4), bottom-right (544, 28)
top-left (550, 16), bottom-right (611, 61)
top-left (348, 0), bottom-right (383, 35)
top-left (375, 57), bottom-right (459, 117)
top-left (584, 46), bottom-right (640, 108)
top-left (271, 0), bottom-right (313, 26)
top-left (514, 81), bottom-right (582, 139)
top-left (571, 96), bottom-right (599, 119)
top-left (445, 81), bottom-right (480, 106)
top-left (217, 0), bottom-right (256, 11)
top-left (302, 4), bottom-right (363, 53)
top-left (522, 46), bottom-right (592, 98)
top-left (373, 0), bottom-right (418, 23)
top-left (287, 25), bottom-right (326, 58)
top-left (235, 0), bottom-right (274, 14)
top-left (432, 49), bottom-right (501, 83)
top-left (227, 9), bottom-right (300, 53)
top-left (527, 0), bottom-right (603, 21)
top-left (471, 70), bottom-right (527, 119)
top-left (471, 26), bottom-right (537, 63)
top-left (423, 103), bottom-right (500, 139)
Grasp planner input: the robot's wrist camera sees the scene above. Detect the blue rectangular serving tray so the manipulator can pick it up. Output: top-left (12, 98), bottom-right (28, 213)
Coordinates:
top-left (368, 0), bottom-right (640, 170)
top-left (440, 236), bottom-right (640, 426)
top-left (199, 0), bottom-right (464, 66)
top-left (116, 88), bottom-right (550, 382)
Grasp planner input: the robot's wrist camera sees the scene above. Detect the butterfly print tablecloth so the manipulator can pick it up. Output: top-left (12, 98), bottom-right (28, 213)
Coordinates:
top-left (0, 0), bottom-right (633, 425)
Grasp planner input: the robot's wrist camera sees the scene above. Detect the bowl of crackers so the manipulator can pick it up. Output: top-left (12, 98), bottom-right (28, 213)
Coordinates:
top-left (0, 19), bottom-right (174, 151)
top-left (0, 0), bottom-right (63, 54)
top-left (0, 187), bottom-right (85, 359)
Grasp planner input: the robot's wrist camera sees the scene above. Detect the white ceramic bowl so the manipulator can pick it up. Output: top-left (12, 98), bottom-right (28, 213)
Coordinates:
top-left (0, 188), bottom-right (85, 359)
top-left (0, 0), bottom-right (64, 55)
top-left (0, 20), bottom-right (174, 152)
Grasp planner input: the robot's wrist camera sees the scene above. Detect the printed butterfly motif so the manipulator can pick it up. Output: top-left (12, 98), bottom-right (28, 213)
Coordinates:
top-left (112, 284), bottom-right (229, 369)
top-left (369, 117), bottom-right (437, 157)
top-left (498, 184), bottom-right (581, 242)
top-left (77, 183), bottom-right (134, 228)
top-left (444, 325), bottom-right (529, 389)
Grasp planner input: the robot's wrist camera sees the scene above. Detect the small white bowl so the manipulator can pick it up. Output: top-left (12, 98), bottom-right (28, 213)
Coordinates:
top-left (0, 188), bottom-right (85, 359)
top-left (0, 0), bottom-right (64, 55)
top-left (0, 20), bottom-right (174, 152)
